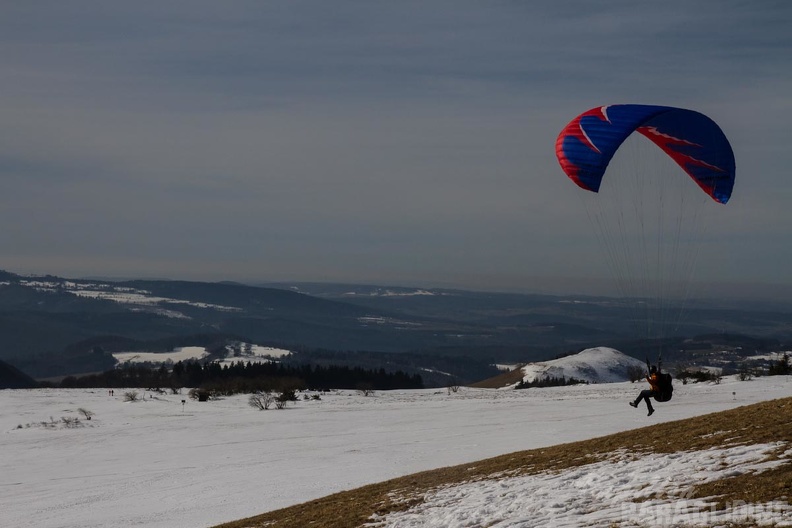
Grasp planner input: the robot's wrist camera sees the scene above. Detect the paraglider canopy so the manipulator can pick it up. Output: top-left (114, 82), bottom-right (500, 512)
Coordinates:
top-left (554, 104), bottom-right (736, 341)
top-left (556, 104), bottom-right (735, 204)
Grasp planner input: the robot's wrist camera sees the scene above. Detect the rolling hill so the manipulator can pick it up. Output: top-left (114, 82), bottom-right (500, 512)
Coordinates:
top-left (2, 270), bottom-right (792, 380)
top-left (0, 359), bottom-right (38, 389)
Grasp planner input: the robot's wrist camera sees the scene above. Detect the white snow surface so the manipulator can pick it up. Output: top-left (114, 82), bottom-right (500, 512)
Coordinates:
top-left (9, 279), bottom-right (243, 317)
top-left (215, 345), bottom-right (292, 365)
top-left (113, 345), bottom-right (291, 365)
top-left (520, 346), bottom-right (647, 384)
top-left (1, 376), bottom-right (790, 528)
top-left (114, 346), bottom-right (209, 364)
top-left (342, 289), bottom-right (441, 297)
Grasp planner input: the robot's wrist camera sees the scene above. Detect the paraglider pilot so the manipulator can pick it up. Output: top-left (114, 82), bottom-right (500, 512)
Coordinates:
top-left (630, 363), bottom-right (661, 416)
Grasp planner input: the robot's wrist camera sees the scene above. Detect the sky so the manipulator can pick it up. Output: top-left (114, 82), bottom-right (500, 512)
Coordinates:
top-left (2, 1), bottom-right (791, 296)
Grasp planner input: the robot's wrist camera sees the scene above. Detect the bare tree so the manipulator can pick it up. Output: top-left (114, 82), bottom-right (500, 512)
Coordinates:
top-left (123, 391), bottom-right (139, 402)
top-left (248, 391), bottom-right (275, 410)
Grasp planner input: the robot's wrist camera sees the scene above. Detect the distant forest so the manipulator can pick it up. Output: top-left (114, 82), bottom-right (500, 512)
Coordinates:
top-left (514, 375), bottom-right (587, 389)
top-left (52, 360), bottom-right (424, 392)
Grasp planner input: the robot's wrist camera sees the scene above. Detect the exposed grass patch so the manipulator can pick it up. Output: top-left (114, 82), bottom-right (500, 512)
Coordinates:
top-left (468, 365), bottom-right (525, 388)
top-left (213, 397), bottom-right (792, 528)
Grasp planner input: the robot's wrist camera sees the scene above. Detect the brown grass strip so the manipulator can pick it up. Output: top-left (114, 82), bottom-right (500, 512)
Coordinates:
top-left (468, 366), bottom-right (525, 388)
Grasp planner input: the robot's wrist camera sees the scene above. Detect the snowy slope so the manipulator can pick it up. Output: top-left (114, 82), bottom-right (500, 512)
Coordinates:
top-left (1, 376), bottom-right (790, 528)
top-left (520, 346), bottom-right (647, 384)
top-left (368, 440), bottom-right (791, 527)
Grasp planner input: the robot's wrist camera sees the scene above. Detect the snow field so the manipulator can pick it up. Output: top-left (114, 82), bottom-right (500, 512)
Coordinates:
top-left (112, 345), bottom-right (291, 365)
top-left (0, 375), bottom-right (790, 528)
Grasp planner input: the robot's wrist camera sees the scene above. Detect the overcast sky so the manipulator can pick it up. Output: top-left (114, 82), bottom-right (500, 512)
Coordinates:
top-left (1, 1), bottom-right (790, 296)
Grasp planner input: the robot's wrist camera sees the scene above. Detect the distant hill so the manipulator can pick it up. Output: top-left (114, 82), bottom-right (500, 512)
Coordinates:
top-left (2, 270), bottom-right (791, 379)
top-left (519, 347), bottom-right (647, 384)
top-left (474, 347), bottom-right (646, 388)
top-left (0, 359), bottom-right (38, 389)
top-left (0, 272), bottom-right (417, 377)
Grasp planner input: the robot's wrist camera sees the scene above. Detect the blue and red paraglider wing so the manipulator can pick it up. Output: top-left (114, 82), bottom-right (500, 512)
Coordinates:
top-left (555, 105), bottom-right (735, 204)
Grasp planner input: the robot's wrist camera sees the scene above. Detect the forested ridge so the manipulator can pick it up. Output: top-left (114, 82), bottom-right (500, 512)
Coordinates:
top-left (55, 360), bottom-right (424, 392)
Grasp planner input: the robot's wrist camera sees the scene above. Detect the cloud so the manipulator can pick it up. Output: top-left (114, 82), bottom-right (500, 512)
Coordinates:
top-left (0, 1), bottom-right (790, 292)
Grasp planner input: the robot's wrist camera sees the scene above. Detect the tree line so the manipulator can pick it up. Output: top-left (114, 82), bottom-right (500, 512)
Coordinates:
top-left (514, 375), bottom-right (587, 389)
top-left (52, 359), bottom-right (423, 393)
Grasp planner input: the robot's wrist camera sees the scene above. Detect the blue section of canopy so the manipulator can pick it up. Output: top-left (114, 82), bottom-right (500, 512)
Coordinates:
top-left (557, 105), bottom-right (735, 204)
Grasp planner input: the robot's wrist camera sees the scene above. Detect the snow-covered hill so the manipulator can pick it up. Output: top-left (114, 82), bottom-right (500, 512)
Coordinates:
top-left (519, 346), bottom-right (647, 384)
